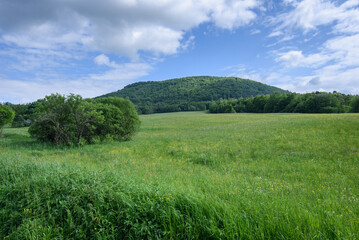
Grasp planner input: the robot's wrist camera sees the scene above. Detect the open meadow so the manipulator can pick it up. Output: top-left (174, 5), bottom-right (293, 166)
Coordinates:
top-left (1, 112), bottom-right (358, 239)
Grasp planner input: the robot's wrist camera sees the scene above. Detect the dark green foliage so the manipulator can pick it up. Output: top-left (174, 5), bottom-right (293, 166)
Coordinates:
top-left (251, 95), bottom-right (270, 113)
top-left (94, 97), bottom-right (141, 141)
top-left (97, 76), bottom-right (287, 114)
top-left (0, 104), bottom-right (15, 136)
top-left (9, 102), bottom-right (37, 127)
top-left (264, 92), bottom-right (293, 113)
top-left (29, 94), bottom-right (103, 145)
top-left (209, 92), bottom-right (356, 114)
top-left (28, 94), bottom-right (140, 145)
top-left (209, 99), bottom-right (235, 113)
top-left (293, 92), bottom-right (342, 113)
top-left (350, 96), bottom-right (359, 113)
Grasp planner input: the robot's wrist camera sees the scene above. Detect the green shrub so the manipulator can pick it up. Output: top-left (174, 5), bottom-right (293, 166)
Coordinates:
top-left (28, 94), bottom-right (140, 145)
top-left (94, 97), bottom-right (140, 141)
top-left (0, 104), bottom-right (15, 136)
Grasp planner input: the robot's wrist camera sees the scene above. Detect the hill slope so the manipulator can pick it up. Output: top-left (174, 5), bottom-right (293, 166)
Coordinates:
top-left (97, 76), bottom-right (288, 113)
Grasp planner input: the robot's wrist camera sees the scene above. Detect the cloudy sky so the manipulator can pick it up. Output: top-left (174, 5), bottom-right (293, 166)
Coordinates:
top-left (1, 0), bottom-right (359, 103)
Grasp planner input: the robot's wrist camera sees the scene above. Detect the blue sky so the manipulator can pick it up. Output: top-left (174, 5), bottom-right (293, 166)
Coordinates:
top-left (1, 0), bottom-right (359, 103)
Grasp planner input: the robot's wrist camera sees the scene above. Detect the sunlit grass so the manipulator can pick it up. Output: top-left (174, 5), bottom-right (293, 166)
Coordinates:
top-left (1, 112), bottom-right (358, 239)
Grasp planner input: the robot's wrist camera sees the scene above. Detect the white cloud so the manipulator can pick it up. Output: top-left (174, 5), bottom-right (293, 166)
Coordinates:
top-left (0, 0), bottom-right (263, 103)
top-left (282, 0), bottom-right (297, 5)
top-left (0, 61), bottom-right (153, 104)
top-left (0, 0), bottom-right (261, 59)
top-left (268, 1), bottom-right (359, 94)
top-left (181, 36), bottom-right (195, 50)
top-left (268, 30), bottom-right (283, 37)
top-left (274, 0), bottom-right (342, 32)
top-left (324, 34), bottom-right (359, 67)
top-left (222, 64), bottom-right (290, 87)
top-left (89, 62), bottom-right (152, 82)
top-left (94, 54), bottom-right (111, 66)
top-left (273, 0), bottom-right (359, 34)
top-left (276, 32), bottom-right (359, 77)
top-left (274, 65), bottom-right (359, 94)
top-left (250, 29), bottom-right (261, 35)
top-left (94, 54), bottom-right (121, 68)
top-left (223, 64), bottom-right (262, 82)
top-left (210, 0), bottom-right (260, 29)
top-left (92, 54), bottom-right (153, 81)
top-left (276, 50), bottom-right (332, 68)
top-left (314, 66), bottom-right (359, 94)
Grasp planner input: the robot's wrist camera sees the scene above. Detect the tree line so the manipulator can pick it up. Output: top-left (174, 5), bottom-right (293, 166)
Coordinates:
top-left (209, 92), bottom-right (359, 114)
top-left (2, 91), bottom-right (359, 139)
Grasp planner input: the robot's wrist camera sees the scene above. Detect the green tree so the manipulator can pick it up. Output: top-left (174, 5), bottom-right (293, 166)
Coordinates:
top-left (29, 94), bottom-right (141, 145)
top-left (29, 94), bottom-right (103, 145)
top-left (252, 95), bottom-right (269, 113)
top-left (208, 99), bottom-right (235, 113)
top-left (350, 96), bottom-right (359, 113)
top-left (0, 104), bottom-right (15, 136)
top-left (264, 92), bottom-right (281, 113)
top-left (29, 94), bottom-right (69, 144)
top-left (67, 95), bottom-right (104, 144)
top-left (95, 97), bottom-right (140, 140)
top-left (295, 93), bottom-right (340, 113)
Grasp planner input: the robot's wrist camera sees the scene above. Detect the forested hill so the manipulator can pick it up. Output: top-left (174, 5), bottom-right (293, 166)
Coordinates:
top-left (97, 76), bottom-right (287, 113)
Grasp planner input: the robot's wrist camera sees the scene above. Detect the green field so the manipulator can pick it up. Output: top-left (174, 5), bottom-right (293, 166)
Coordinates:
top-left (1, 112), bottom-right (358, 239)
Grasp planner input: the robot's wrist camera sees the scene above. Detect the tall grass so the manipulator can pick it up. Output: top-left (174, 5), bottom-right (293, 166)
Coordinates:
top-left (1, 112), bottom-right (358, 239)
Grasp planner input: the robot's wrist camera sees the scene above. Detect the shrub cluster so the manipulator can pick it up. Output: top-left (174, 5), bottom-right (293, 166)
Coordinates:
top-left (0, 104), bottom-right (15, 136)
top-left (209, 92), bottom-right (359, 114)
top-left (28, 94), bottom-right (140, 145)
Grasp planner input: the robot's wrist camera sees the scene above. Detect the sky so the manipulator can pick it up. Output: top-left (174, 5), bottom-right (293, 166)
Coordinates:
top-left (1, 0), bottom-right (359, 103)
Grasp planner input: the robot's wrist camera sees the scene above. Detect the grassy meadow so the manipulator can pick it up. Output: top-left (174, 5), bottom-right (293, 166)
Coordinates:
top-left (1, 112), bottom-right (358, 239)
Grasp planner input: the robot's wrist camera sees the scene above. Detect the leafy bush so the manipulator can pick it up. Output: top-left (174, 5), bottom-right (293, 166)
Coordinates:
top-left (93, 97), bottom-right (141, 141)
top-left (0, 104), bottom-right (15, 136)
top-left (28, 94), bottom-right (140, 145)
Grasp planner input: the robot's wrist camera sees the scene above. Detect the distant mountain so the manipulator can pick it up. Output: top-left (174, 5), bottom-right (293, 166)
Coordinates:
top-left (97, 76), bottom-right (288, 113)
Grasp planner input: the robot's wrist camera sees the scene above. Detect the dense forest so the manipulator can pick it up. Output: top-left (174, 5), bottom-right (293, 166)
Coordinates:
top-left (97, 76), bottom-right (287, 114)
top-left (2, 77), bottom-right (359, 129)
top-left (209, 91), bottom-right (359, 114)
